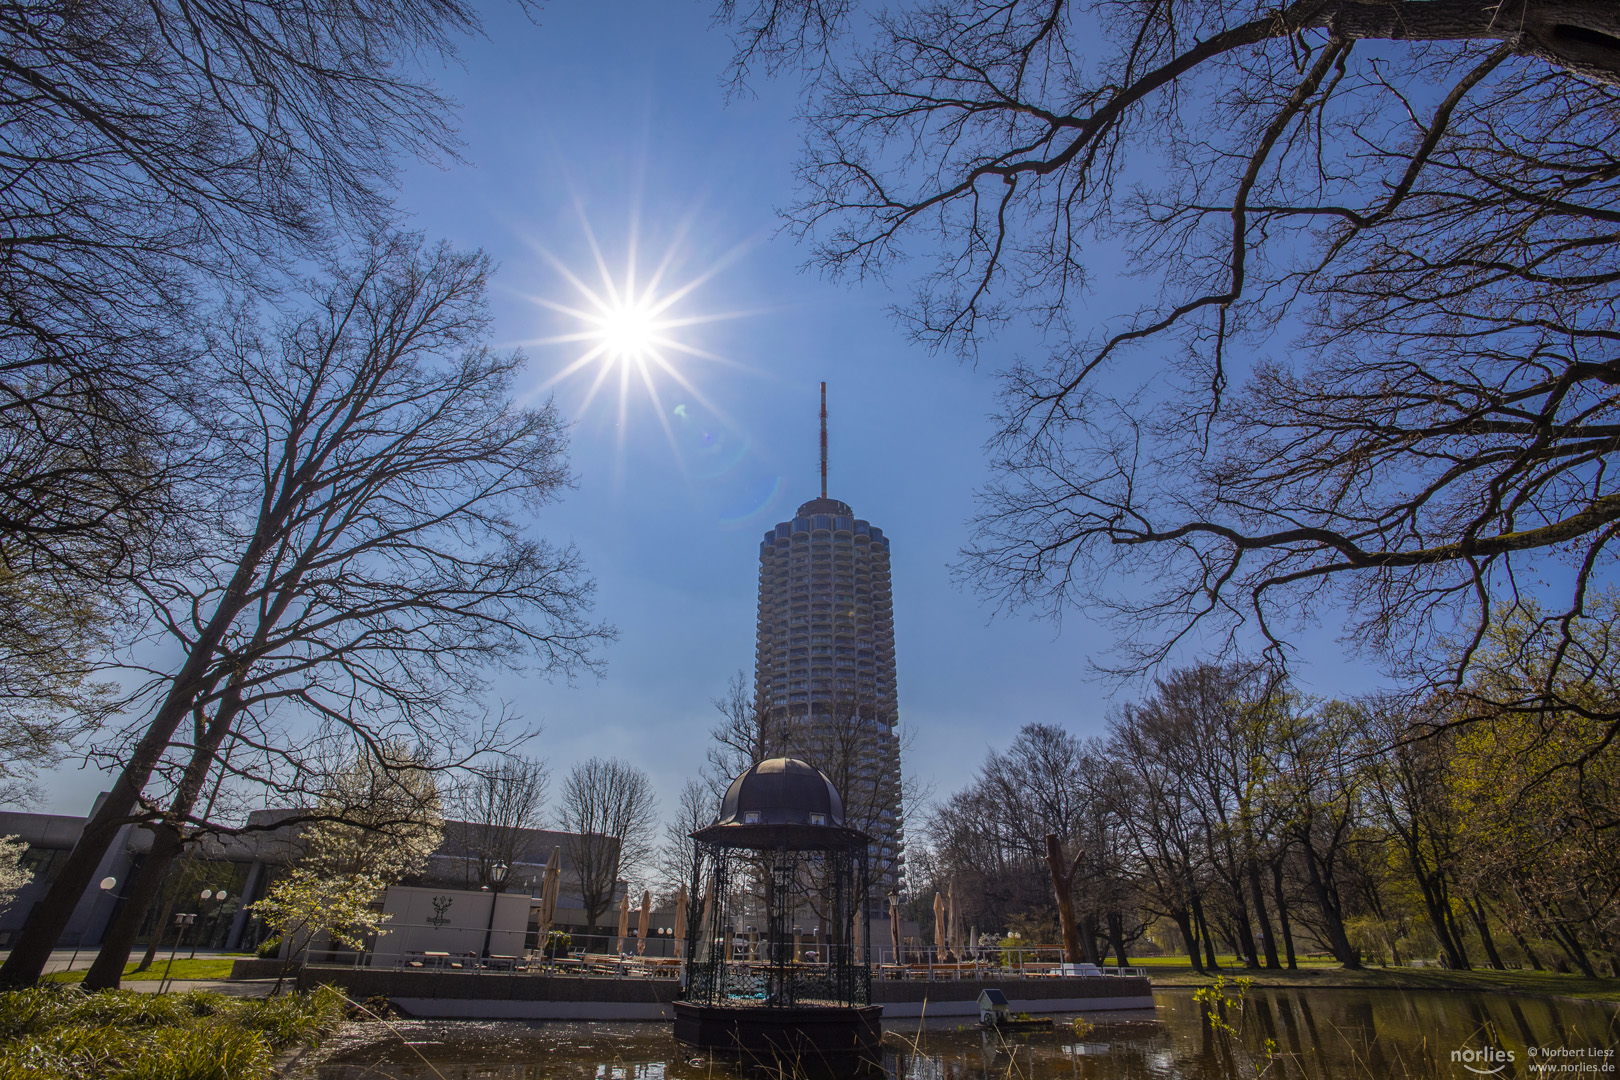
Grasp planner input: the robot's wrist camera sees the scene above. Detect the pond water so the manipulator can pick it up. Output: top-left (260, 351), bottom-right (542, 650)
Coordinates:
top-left (313, 989), bottom-right (1619, 1079)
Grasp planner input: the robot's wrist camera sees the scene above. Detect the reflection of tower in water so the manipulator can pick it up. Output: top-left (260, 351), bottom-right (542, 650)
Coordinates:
top-left (753, 383), bottom-right (903, 901)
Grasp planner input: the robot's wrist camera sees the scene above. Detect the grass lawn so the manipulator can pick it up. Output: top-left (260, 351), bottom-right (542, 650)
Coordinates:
top-left (1132, 953), bottom-right (1339, 968)
top-left (44, 956), bottom-right (247, 984)
top-left (1133, 955), bottom-right (1620, 1003)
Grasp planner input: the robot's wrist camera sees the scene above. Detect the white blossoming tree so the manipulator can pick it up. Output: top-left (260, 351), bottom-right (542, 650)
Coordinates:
top-left (252, 746), bottom-right (443, 984)
top-left (0, 836), bottom-right (32, 909)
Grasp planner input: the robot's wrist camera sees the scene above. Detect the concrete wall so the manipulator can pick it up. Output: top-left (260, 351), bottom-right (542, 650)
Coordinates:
top-left (298, 967), bottom-right (1154, 1021)
top-left (375, 886), bottom-right (530, 961)
top-left (873, 977), bottom-right (1154, 1017)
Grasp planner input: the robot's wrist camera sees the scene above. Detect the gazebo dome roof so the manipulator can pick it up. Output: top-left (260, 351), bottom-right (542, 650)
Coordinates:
top-left (716, 757), bottom-right (844, 827)
top-left (694, 757), bottom-right (868, 851)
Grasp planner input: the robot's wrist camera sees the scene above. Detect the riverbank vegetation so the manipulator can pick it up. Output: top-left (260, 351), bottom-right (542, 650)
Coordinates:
top-left (1143, 959), bottom-right (1620, 1005)
top-left (0, 984), bottom-right (343, 1079)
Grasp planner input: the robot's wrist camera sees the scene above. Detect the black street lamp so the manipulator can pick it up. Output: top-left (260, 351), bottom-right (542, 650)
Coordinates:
top-left (480, 862), bottom-right (509, 962)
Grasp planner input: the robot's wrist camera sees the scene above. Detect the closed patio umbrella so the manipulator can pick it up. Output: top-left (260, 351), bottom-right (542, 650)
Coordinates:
top-left (933, 891), bottom-right (946, 957)
top-left (636, 889), bottom-right (652, 955)
top-left (673, 884), bottom-right (688, 958)
top-left (539, 847), bottom-right (561, 922)
top-left (699, 878), bottom-right (716, 960)
top-left (616, 893), bottom-right (631, 953)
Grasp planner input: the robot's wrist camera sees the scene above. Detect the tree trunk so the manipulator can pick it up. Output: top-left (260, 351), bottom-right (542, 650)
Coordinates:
top-left (1081, 912), bottom-right (1102, 966)
top-left (1191, 892), bottom-right (1220, 970)
top-left (1300, 845), bottom-right (1359, 968)
top-left (1542, 910), bottom-right (1597, 978)
top-left (1270, 859), bottom-right (1297, 970)
top-left (1464, 897), bottom-right (1506, 971)
top-left (1509, 928), bottom-right (1544, 971)
top-left (1225, 873), bottom-right (1260, 968)
top-left (136, 861), bottom-right (185, 971)
top-left (0, 567), bottom-right (261, 985)
top-left (1044, 833), bottom-right (1085, 966)
top-left (83, 693), bottom-right (243, 990)
top-left (1247, 860), bottom-right (1280, 969)
top-left (81, 826), bottom-right (185, 990)
top-left (1308, 0), bottom-right (1620, 87)
top-left (1172, 908), bottom-right (1203, 973)
top-left (1442, 897), bottom-right (1473, 970)
top-left (1107, 910), bottom-right (1129, 968)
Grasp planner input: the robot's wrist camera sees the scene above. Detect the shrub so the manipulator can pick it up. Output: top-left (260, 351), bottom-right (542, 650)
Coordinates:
top-left (112, 1026), bottom-right (272, 1080)
top-left (0, 984), bottom-right (340, 1080)
top-left (234, 985), bottom-right (344, 1050)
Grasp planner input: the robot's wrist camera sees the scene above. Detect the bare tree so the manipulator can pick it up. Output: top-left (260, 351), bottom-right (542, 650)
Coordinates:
top-left (0, 0), bottom-right (495, 725)
top-left (0, 235), bottom-right (610, 987)
top-left (453, 756), bottom-right (550, 891)
top-left (655, 779), bottom-right (717, 906)
top-left (714, 0), bottom-right (1620, 726)
top-left (779, 690), bottom-right (911, 891)
top-left (1108, 718), bottom-right (1218, 973)
top-left (558, 757), bottom-right (659, 936)
top-left (703, 670), bottom-right (784, 797)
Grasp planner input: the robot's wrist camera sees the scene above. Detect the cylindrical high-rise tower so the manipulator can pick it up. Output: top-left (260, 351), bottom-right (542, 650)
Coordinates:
top-left (753, 390), bottom-right (903, 896)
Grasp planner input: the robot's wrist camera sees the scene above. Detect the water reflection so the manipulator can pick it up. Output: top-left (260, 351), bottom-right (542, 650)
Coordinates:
top-left (315, 990), bottom-right (1619, 1079)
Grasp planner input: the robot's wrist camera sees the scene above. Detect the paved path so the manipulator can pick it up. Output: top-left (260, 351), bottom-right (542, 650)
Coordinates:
top-left (115, 978), bottom-right (280, 997)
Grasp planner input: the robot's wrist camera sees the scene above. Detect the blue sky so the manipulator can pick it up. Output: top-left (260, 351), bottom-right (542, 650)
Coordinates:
top-left (40, 0), bottom-right (1376, 826)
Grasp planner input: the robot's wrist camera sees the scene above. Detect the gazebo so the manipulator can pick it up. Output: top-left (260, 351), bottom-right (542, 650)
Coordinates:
top-left (675, 757), bottom-right (880, 1071)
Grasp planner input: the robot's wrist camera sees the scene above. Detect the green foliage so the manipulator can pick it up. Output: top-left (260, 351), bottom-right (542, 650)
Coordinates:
top-left (1193, 977), bottom-right (1277, 1077)
top-left (0, 985), bottom-right (341, 1080)
top-left (997, 933), bottom-right (1032, 967)
top-left (544, 930), bottom-right (573, 958)
top-left (110, 1026), bottom-right (272, 1080)
top-left (232, 985), bottom-right (344, 1050)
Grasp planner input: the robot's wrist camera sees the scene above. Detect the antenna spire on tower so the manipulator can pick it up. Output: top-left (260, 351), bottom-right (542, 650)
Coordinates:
top-left (819, 381), bottom-right (828, 499)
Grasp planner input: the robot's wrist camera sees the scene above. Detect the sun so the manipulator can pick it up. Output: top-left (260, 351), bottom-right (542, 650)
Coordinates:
top-left (521, 216), bottom-right (752, 459)
top-left (590, 296), bottom-right (664, 363)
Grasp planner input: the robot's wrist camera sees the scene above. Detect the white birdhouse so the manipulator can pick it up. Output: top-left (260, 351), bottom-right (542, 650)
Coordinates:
top-left (977, 988), bottom-right (1010, 1026)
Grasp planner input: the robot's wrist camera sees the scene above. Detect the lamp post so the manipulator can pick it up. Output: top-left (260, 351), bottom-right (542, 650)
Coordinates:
top-left (63, 876), bottom-right (122, 975)
top-left (159, 912), bottom-right (198, 994)
top-left (479, 862), bottom-right (509, 963)
top-left (190, 889), bottom-right (228, 960)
